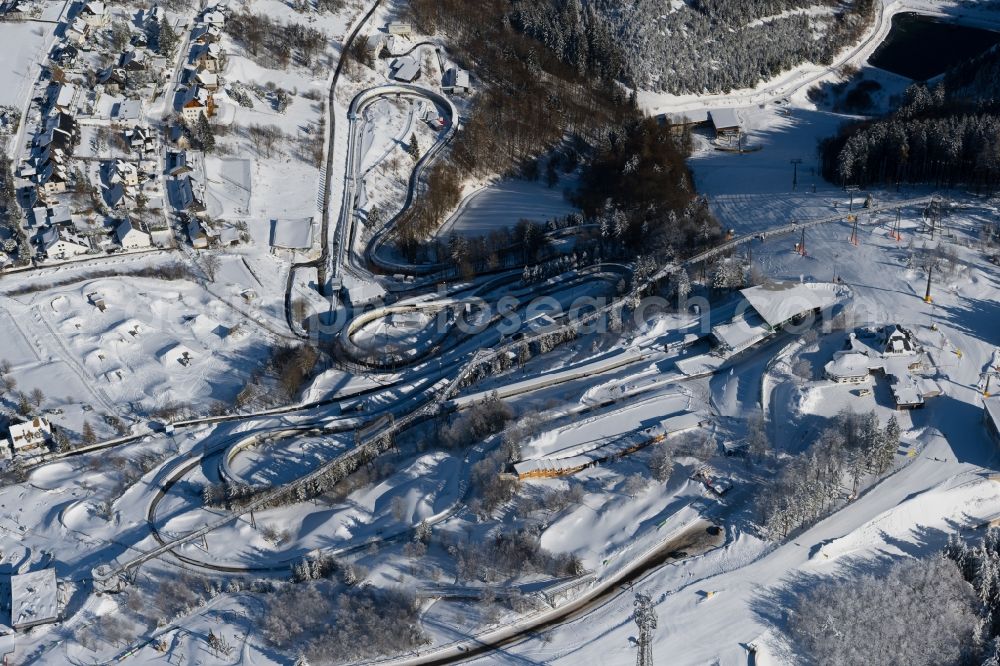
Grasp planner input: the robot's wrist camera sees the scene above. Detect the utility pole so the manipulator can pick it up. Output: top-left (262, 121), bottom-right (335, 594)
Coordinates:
top-left (847, 185), bottom-right (859, 212)
top-left (889, 209), bottom-right (902, 242)
top-left (634, 593), bottom-right (657, 666)
top-left (790, 158), bottom-right (802, 191)
top-left (924, 261), bottom-right (934, 303)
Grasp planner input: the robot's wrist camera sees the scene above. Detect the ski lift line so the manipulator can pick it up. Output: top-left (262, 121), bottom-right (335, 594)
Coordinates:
top-left (652, 194), bottom-right (943, 282)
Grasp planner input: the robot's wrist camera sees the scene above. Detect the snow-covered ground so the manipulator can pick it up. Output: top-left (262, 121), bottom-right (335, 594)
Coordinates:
top-left (435, 175), bottom-right (581, 238)
top-left (1, 0), bottom-right (1000, 663)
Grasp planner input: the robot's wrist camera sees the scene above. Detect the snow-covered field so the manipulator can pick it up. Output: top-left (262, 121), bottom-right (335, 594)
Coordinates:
top-left (0, 12), bottom-right (57, 109)
top-left (436, 175), bottom-right (581, 238)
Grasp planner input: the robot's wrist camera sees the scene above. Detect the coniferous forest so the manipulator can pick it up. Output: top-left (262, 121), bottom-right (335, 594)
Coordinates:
top-left (514, 0), bottom-right (876, 95)
top-left (821, 45), bottom-right (1000, 191)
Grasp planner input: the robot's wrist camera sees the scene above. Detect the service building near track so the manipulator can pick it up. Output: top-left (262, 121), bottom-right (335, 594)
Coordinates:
top-left (10, 568), bottom-right (59, 631)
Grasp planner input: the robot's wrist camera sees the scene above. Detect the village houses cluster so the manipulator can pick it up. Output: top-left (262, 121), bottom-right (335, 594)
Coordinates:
top-left (0, 0), bottom-right (242, 270)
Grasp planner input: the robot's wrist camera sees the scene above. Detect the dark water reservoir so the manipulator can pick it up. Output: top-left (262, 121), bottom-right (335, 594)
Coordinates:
top-left (869, 13), bottom-right (1000, 80)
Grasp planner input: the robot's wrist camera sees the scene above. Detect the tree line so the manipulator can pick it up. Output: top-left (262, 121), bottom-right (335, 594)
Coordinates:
top-left (225, 11), bottom-right (327, 69)
top-left (757, 409), bottom-right (901, 540)
top-left (821, 46), bottom-right (1000, 191)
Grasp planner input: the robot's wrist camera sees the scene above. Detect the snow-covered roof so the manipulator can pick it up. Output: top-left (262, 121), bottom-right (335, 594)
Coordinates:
top-left (196, 71), bottom-right (218, 87)
top-left (883, 324), bottom-right (918, 356)
top-left (709, 108), bottom-right (740, 130)
top-left (69, 16), bottom-right (88, 34)
top-left (112, 159), bottom-right (137, 179)
top-left (219, 226), bottom-right (240, 245)
top-left (48, 205), bottom-right (72, 226)
top-left (270, 217), bottom-right (314, 249)
top-left (824, 351), bottom-right (873, 380)
top-left (103, 182), bottom-right (127, 208)
top-left (365, 33), bottom-right (383, 52)
top-left (891, 379), bottom-right (923, 407)
top-left (659, 412), bottom-right (705, 434)
top-left (115, 218), bottom-right (147, 242)
top-left (391, 57), bottom-right (420, 82)
top-left (711, 310), bottom-right (771, 352)
top-left (740, 281), bottom-right (842, 329)
top-left (32, 206), bottom-right (48, 226)
top-left (664, 109), bottom-right (709, 125)
top-left (55, 83), bottom-right (76, 109)
top-left (202, 9), bottom-right (224, 25)
top-left (513, 455), bottom-right (592, 478)
top-left (445, 67), bottom-right (470, 89)
top-left (82, 1), bottom-right (104, 15)
top-left (11, 568), bottom-right (58, 630)
top-left (8, 417), bottom-right (51, 449)
top-left (40, 226), bottom-right (87, 251)
top-left (113, 99), bottom-right (142, 121)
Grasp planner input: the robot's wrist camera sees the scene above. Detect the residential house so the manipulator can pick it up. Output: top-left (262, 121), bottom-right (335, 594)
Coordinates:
top-left (192, 43), bottom-right (222, 73)
top-left (53, 82), bottom-right (77, 112)
top-left (48, 204), bottom-right (72, 227)
top-left (38, 164), bottom-right (68, 195)
top-left (7, 416), bottom-right (51, 454)
top-left (195, 71), bottom-right (218, 91)
top-left (51, 43), bottom-right (79, 68)
top-left (166, 151), bottom-right (192, 176)
top-left (882, 324), bottom-right (919, 356)
top-left (66, 17), bottom-right (90, 45)
top-left (125, 125), bottom-right (156, 156)
top-left (170, 176), bottom-right (203, 213)
top-left (39, 226), bottom-right (88, 259)
top-left (2, 0), bottom-right (34, 19)
top-left (188, 218), bottom-right (208, 248)
top-left (190, 23), bottom-right (220, 46)
top-left (115, 218), bottom-right (151, 250)
top-left (79, 0), bottom-right (106, 27)
top-left (181, 87), bottom-right (214, 122)
top-left (119, 48), bottom-right (146, 72)
top-left (201, 8), bottom-right (225, 26)
top-left (96, 67), bottom-right (127, 94)
top-left (31, 206), bottom-right (49, 227)
top-left (110, 159), bottom-right (139, 187)
top-left (102, 181), bottom-right (130, 209)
